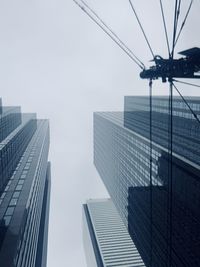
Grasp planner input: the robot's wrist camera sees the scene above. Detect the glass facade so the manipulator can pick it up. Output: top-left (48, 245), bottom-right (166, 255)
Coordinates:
top-left (83, 199), bottom-right (145, 267)
top-left (0, 100), bottom-right (50, 267)
top-left (124, 96), bottom-right (200, 165)
top-left (0, 98), bottom-right (2, 114)
top-left (94, 96), bottom-right (200, 267)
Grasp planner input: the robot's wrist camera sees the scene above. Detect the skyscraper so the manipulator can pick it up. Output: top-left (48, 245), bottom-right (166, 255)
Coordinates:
top-left (0, 99), bottom-right (50, 267)
top-left (94, 96), bottom-right (200, 267)
top-left (83, 198), bottom-right (145, 267)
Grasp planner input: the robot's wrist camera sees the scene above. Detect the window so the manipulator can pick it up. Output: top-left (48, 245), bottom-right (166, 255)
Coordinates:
top-left (16, 185), bottom-right (23, 191)
top-left (13, 192), bottom-right (20, 198)
top-left (24, 165), bottom-right (30, 170)
top-left (4, 216), bottom-right (12, 226)
top-left (0, 193), bottom-right (6, 199)
top-left (5, 207), bottom-right (15, 216)
top-left (9, 199), bottom-right (18, 206)
top-left (18, 180), bottom-right (24, 185)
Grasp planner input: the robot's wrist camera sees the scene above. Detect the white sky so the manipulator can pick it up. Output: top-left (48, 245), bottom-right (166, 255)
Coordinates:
top-left (0, 1), bottom-right (199, 266)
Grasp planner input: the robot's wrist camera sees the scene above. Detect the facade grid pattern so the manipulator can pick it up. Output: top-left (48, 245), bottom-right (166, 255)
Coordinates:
top-left (94, 96), bottom-right (200, 267)
top-left (83, 199), bottom-right (145, 267)
top-left (0, 100), bottom-right (50, 267)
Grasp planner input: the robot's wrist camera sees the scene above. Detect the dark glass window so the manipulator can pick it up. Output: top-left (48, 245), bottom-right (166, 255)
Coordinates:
top-left (16, 185), bottom-right (23, 191)
top-left (4, 216), bottom-right (11, 226)
top-left (5, 207), bottom-right (15, 216)
top-left (9, 199), bottom-right (18, 206)
top-left (0, 193), bottom-right (6, 199)
top-left (13, 192), bottom-right (20, 198)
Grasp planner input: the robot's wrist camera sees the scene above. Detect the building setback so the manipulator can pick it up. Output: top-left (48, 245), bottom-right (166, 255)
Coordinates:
top-left (83, 199), bottom-right (145, 267)
top-left (0, 99), bottom-right (50, 267)
top-left (94, 96), bottom-right (200, 267)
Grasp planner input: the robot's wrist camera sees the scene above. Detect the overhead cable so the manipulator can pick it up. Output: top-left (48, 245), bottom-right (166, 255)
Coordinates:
top-left (159, 0), bottom-right (170, 56)
top-left (173, 79), bottom-right (200, 88)
top-left (73, 0), bottom-right (145, 69)
top-left (80, 0), bottom-right (145, 69)
top-left (176, 0), bottom-right (182, 25)
top-left (171, 0), bottom-right (179, 58)
top-left (149, 79), bottom-right (153, 267)
top-left (168, 80), bottom-right (173, 267)
top-left (128, 0), bottom-right (155, 59)
top-left (172, 82), bottom-right (200, 124)
top-left (174, 0), bottom-right (194, 47)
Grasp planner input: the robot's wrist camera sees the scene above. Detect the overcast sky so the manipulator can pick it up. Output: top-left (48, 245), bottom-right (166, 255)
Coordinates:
top-left (0, 1), bottom-right (199, 266)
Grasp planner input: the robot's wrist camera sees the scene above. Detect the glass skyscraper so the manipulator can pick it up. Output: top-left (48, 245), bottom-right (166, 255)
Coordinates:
top-left (94, 96), bottom-right (200, 267)
top-left (83, 198), bottom-right (145, 267)
top-left (0, 99), bottom-right (51, 267)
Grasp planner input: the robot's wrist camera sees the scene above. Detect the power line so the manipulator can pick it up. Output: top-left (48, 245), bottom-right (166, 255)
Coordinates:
top-left (168, 80), bottom-right (173, 267)
top-left (128, 0), bottom-right (155, 59)
top-left (173, 79), bottom-right (200, 88)
top-left (80, 0), bottom-right (145, 69)
top-left (73, 0), bottom-right (144, 69)
top-left (172, 82), bottom-right (200, 124)
top-left (171, 0), bottom-right (179, 58)
top-left (174, 0), bottom-right (194, 48)
top-left (149, 79), bottom-right (153, 267)
top-left (169, 2), bottom-right (183, 259)
top-left (176, 0), bottom-right (182, 25)
top-left (159, 0), bottom-right (170, 57)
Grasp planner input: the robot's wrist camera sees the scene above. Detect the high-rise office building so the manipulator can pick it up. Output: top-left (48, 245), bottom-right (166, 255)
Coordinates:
top-left (0, 100), bottom-right (50, 267)
top-left (83, 198), bottom-right (145, 267)
top-left (94, 96), bottom-right (200, 267)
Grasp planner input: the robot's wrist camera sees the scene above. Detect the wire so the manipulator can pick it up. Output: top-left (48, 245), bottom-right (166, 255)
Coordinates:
top-left (73, 0), bottom-right (144, 69)
top-left (173, 79), bottom-right (200, 88)
top-left (80, 0), bottom-right (145, 69)
top-left (128, 0), bottom-right (155, 59)
top-left (174, 0), bottom-right (194, 48)
top-left (172, 82), bottom-right (200, 124)
top-left (149, 79), bottom-right (153, 267)
top-left (168, 81), bottom-right (173, 267)
top-left (176, 0), bottom-right (181, 24)
top-left (159, 0), bottom-right (170, 57)
top-left (171, 0), bottom-right (179, 59)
